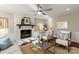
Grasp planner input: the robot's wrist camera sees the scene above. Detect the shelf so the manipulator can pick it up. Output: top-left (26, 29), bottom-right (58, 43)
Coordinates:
top-left (17, 24), bottom-right (35, 28)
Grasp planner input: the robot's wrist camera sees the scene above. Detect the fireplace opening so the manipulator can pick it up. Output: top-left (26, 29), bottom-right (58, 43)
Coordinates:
top-left (20, 30), bottom-right (31, 39)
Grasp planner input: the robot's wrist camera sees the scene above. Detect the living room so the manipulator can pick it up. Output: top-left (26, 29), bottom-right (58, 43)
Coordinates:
top-left (0, 4), bottom-right (79, 54)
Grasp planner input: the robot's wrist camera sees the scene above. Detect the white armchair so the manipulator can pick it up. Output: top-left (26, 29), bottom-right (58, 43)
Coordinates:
top-left (42, 30), bottom-right (54, 41)
top-left (56, 30), bottom-right (71, 52)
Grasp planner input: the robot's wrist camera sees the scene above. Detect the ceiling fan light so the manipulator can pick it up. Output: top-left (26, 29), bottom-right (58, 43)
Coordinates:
top-left (38, 11), bottom-right (42, 14)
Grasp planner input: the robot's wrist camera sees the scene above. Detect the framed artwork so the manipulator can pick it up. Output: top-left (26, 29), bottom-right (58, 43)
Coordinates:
top-left (0, 17), bottom-right (8, 28)
top-left (21, 17), bottom-right (31, 24)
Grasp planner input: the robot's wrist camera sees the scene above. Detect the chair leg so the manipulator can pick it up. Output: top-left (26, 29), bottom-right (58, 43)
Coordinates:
top-left (68, 40), bottom-right (71, 52)
top-left (68, 47), bottom-right (70, 52)
top-left (68, 46), bottom-right (70, 52)
top-left (53, 40), bottom-right (56, 54)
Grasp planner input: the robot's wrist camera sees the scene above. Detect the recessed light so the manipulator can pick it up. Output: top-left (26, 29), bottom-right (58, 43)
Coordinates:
top-left (66, 8), bottom-right (70, 11)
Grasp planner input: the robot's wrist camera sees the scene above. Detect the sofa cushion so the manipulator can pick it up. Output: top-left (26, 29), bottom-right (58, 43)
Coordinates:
top-left (56, 39), bottom-right (68, 46)
top-left (42, 36), bottom-right (48, 40)
top-left (59, 33), bottom-right (63, 39)
top-left (59, 31), bottom-right (70, 40)
top-left (63, 33), bottom-right (69, 40)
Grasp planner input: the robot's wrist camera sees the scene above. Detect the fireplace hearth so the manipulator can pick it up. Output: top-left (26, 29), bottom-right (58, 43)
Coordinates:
top-left (20, 30), bottom-right (31, 39)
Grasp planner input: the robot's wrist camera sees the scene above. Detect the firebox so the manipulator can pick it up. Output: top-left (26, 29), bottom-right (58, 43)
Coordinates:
top-left (20, 30), bottom-right (31, 39)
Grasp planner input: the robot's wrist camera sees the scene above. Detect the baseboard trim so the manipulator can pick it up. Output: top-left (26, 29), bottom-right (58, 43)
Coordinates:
top-left (71, 41), bottom-right (79, 48)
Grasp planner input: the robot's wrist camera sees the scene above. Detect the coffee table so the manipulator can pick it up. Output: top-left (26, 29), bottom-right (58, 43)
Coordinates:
top-left (36, 42), bottom-right (55, 54)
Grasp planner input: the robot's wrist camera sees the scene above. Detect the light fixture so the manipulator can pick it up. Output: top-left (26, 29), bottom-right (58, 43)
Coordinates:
top-left (66, 8), bottom-right (70, 11)
top-left (38, 11), bottom-right (42, 14)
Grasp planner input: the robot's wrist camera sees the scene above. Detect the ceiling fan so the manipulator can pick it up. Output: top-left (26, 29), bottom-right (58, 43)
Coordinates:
top-left (32, 4), bottom-right (52, 15)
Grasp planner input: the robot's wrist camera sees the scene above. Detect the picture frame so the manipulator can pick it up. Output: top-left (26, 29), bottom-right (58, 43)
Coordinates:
top-left (0, 17), bottom-right (8, 28)
top-left (24, 17), bottom-right (31, 24)
top-left (21, 17), bottom-right (31, 25)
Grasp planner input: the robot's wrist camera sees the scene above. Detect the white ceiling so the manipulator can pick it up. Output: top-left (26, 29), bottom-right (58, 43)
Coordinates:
top-left (0, 4), bottom-right (33, 14)
top-left (41, 4), bottom-right (79, 18)
top-left (0, 4), bottom-right (79, 18)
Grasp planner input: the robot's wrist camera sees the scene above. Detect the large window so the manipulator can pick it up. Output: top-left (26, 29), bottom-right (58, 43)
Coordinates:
top-left (56, 21), bottom-right (68, 29)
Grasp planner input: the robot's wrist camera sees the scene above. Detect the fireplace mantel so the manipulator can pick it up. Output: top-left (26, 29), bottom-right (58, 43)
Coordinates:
top-left (17, 24), bottom-right (35, 28)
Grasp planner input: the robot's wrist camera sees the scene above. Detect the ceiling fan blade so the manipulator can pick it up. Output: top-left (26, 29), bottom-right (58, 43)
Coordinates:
top-left (44, 8), bottom-right (52, 11)
top-left (37, 4), bottom-right (40, 10)
top-left (42, 12), bottom-right (46, 15)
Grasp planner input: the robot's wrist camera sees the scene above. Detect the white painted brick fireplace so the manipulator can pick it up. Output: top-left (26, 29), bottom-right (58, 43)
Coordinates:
top-left (18, 26), bottom-right (35, 40)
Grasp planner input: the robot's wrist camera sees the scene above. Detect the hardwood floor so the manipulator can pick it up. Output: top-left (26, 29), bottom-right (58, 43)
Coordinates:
top-left (20, 43), bottom-right (44, 54)
top-left (71, 42), bottom-right (79, 48)
top-left (20, 43), bottom-right (79, 54)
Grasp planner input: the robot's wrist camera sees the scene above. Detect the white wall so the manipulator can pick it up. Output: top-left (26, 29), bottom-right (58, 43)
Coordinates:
top-left (55, 13), bottom-right (79, 43)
